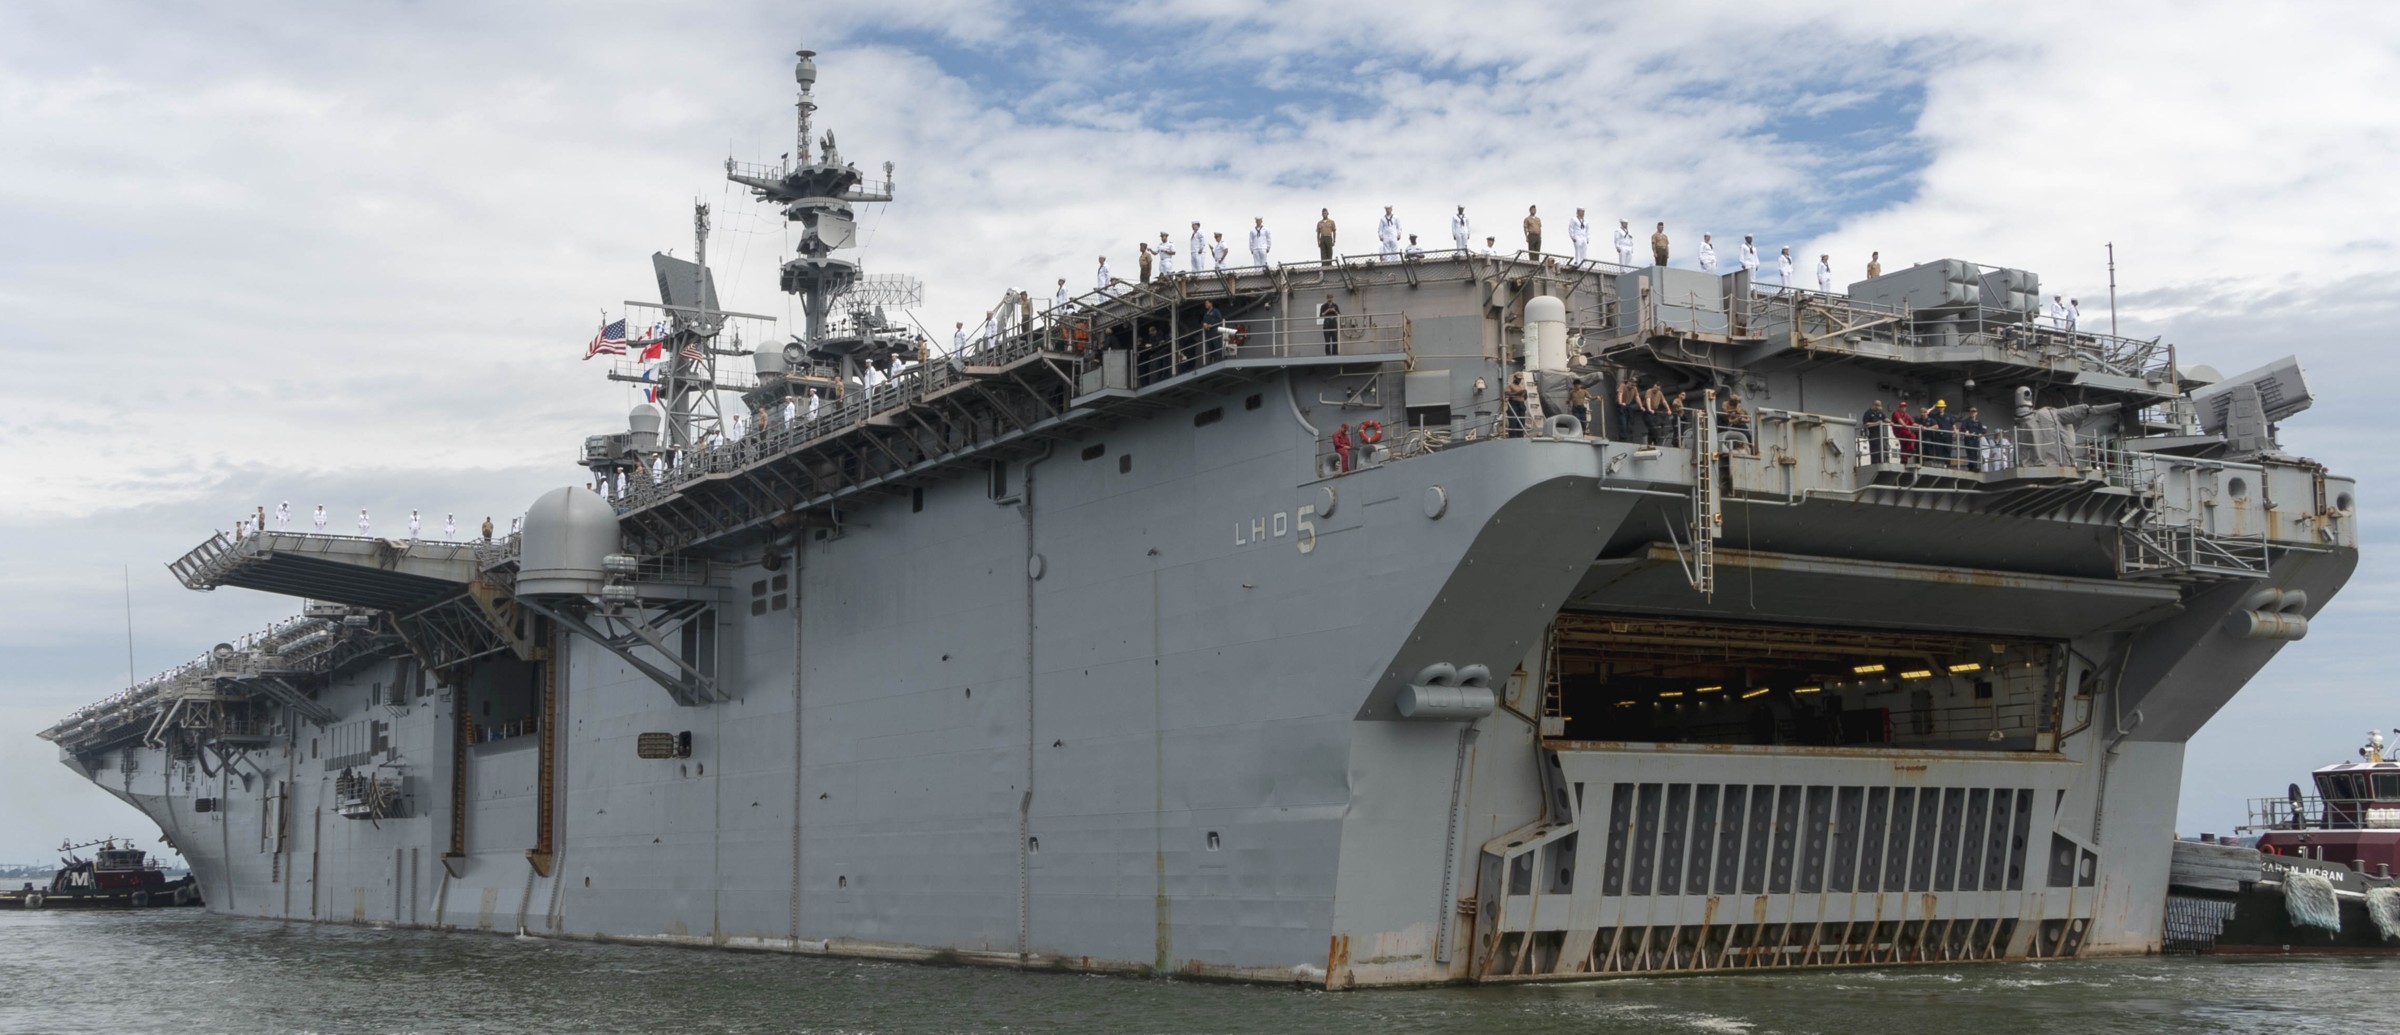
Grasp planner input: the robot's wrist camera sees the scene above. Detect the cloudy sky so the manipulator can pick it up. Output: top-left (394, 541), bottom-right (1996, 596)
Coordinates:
top-left (3, 0), bottom-right (2396, 863)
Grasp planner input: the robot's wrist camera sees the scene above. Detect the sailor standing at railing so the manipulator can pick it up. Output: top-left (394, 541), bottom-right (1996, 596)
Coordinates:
top-left (1190, 223), bottom-right (1207, 277)
top-left (1377, 206), bottom-right (1401, 260)
top-left (1053, 278), bottom-right (1068, 310)
top-left (1315, 209), bottom-right (1337, 262)
top-left (1698, 234), bottom-right (1718, 272)
top-left (1567, 209), bottom-right (1590, 264)
top-left (444, 513), bottom-right (456, 541)
top-left (1450, 206), bottom-right (1471, 255)
top-left (1778, 247), bottom-right (1795, 288)
top-left (408, 510), bottom-right (421, 541)
top-left (357, 509), bottom-right (370, 536)
top-left (1815, 254), bottom-right (1834, 292)
top-left (2066, 299), bottom-right (2081, 334)
top-left (1211, 232), bottom-right (1229, 272)
top-left (1249, 217), bottom-right (1272, 266)
top-left (314, 505), bottom-right (327, 533)
top-left (1095, 256), bottom-right (1113, 292)
top-left (2046, 295), bottom-right (2068, 329)
top-left (1155, 232), bottom-right (1177, 275)
top-left (1740, 236), bottom-right (1759, 273)
top-left (980, 310), bottom-right (999, 346)
top-left (275, 501), bottom-right (290, 531)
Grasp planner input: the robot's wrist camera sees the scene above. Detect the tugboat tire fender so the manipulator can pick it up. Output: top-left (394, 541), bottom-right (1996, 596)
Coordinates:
top-left (20, 892), bottom-right (41, 909)
top-left (131, 891), bottom-right (150, 907)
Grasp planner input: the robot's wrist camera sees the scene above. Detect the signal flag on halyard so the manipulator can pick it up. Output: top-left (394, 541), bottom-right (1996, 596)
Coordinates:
top-left (639, 339), bottom-right (664, 362)
top-left (640, 364), bottom-right (660, 403)
top-left (584, 318), bottom-right (628, 360)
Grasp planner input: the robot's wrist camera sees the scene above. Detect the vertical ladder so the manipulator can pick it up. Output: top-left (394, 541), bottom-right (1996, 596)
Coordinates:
top-left (1686, 390), bottom-right (1722, 596)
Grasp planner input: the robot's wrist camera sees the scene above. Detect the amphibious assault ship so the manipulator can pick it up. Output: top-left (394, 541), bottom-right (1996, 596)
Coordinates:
top-left (43, 50), bottom-right (2358, 986)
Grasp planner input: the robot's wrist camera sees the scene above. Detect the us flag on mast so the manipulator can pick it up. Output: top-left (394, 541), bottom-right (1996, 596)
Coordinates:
top-left (583, 318), bottom-right (628, 360)
top-left (679, 339), bottom-right (705, 362)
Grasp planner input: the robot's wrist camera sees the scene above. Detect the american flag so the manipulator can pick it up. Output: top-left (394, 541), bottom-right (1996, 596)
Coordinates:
top-left (679, 341), bottom-right (705, 362)
top-left (584, 318), bottom-right (628, 360)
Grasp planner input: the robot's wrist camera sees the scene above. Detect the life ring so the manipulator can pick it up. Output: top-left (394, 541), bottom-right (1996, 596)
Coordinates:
top-left (131, 891), bottom-right (151, 908)
top-left (1226, 326), bottom-right (1247, 349)
top-left (21, 892), bottom-right (41, 909)
top-left (2262, 843), bottom-right (2283, 855)
top-left (1357, 420), bottom-right (1384, 444)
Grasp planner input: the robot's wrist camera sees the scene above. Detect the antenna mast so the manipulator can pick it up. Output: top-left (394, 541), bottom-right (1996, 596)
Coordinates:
top-left (726, 47), bottom-right (903, 394)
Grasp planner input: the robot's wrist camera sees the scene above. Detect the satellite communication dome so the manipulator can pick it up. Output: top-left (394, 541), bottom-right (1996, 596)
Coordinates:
top-left (517, 486), bottom-right (622, 598)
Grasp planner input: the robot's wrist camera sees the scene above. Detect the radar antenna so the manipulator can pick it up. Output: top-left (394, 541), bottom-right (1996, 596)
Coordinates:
top-left (727, 47), bottom-right (911, 399)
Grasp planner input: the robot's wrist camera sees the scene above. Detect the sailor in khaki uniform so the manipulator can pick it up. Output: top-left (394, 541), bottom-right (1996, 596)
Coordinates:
top-left (1522, 206), bottom-right (1542, 253)
top-left (1315, 209), bottom-right (1336, 262)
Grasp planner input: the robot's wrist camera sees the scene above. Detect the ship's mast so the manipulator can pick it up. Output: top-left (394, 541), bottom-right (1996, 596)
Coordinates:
top-left (727, 48), bottom-right (896, 389)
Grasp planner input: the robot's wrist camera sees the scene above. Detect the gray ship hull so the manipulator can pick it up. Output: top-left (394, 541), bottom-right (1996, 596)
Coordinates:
top-left (64, 375), bottom-right (2357, 983)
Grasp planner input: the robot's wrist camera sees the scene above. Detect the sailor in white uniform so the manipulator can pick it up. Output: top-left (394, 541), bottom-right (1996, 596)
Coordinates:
top-left (444, 513), bottom-right (457, 540)
top-left (357, 509), bottom-right (371, 535)
top-left (1450, 206), bottom-right (1471, 254)
top-left (509, 516), bottom-right (521, 536)
top-left (981, 310), bottom-right (999, 344)
top-left (275, 501), bottom-right (290, 531)
top-left (783, 398), bottom-right (797, 426)
top-left (1481, 236), bottom-right (1499, 257)
top-left (2046, 295), bottom-right (2069, 329)
top-left (407, 510), bottom-right (421, 540)
top-left (1568, 209), bottom-right (1591, 264)
top-left (1154, 233), bottom-right (1178, 275)
top-left (952, 321), bottom-right (967, 353)
top-left (2066, 298), bottom-right (2081, 333)
top-left (1210, 233), bottom-right (1229, 271)
top-left (1613, 220), bottom-right (1636, 266)
top-left (1248, 218), bottom-right (1271, 266)
top-left (1053, 278), bottom-right (1068, 310)
top-left (313, 505), bottom-right (327, 533)
top-left (1739, 235), bottom-right (1760, 273)
top-left (1377, 207), bottom-right (1402, 260)
top-left (1816, 254), bottom-right (1834, 292)
top-left (1095, 256), bottom-right (1112, 292)
top-left (1697, 234), bottom-right (1718, 272)
top-left (1404, 235), bottom-right (1425, 259)
top-left (1189, 223), bottom-right (1207, 276)
top-left (1778, 247), bottom-right (1795, 288)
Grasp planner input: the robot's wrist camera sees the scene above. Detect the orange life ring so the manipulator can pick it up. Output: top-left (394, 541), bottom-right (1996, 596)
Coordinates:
top-left (1358, 420), bottom-right (1384, 444)
top-left (1227, 326), bottom-right (1247, 348)
top-left (2262, 843), bottom-right (2283, 855)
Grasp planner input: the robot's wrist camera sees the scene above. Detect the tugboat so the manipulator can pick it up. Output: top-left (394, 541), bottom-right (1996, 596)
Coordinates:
top-left (2164, 731), bottom-right (2400, 953)
top-left (1, 838), bottom-right (201, 910)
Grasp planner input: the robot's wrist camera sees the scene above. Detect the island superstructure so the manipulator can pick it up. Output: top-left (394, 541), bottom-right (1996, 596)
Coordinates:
top-left (42, 48), bottom-right (2358, 986)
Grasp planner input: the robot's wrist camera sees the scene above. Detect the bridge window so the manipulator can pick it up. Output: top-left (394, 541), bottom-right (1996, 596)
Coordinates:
top-left (1194, 407), bottom-right (1223, 427)
top-left (1081, 443), bottom-right (1106, 461)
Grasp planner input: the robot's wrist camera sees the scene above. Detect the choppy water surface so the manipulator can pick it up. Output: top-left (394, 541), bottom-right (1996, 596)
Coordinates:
top-left (1, 910), bottom-right (2388, 1034)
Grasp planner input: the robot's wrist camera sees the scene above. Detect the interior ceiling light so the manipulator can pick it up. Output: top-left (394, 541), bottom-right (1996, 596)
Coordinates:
top-left (1658, 690), bottom-right (1684, 698)
top-left (1948, 663), bottom-right (1983, 673)
top-left (1695, 685), bottom-right (1723, 693)
top-left (1852, 664), bottom-right (1886, 674)
top-left (1793, 686), bottom-right (1822, 694)
top-left (1741, 688), bottom-right (1772, 699)
top-left (1900, 669), bottom-right (1934, 679)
